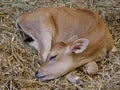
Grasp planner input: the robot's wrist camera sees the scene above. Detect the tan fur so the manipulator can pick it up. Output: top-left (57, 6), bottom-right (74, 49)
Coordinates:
top-left (17, 7), bottom-right (114, 81)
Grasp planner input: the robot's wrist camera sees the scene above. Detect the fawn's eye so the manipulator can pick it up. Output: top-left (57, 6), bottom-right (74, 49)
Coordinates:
top-left (49, 55), bottom-right (57, 60)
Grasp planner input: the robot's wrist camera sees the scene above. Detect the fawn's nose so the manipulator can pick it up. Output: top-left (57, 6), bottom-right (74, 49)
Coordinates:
top-left (35, 71), bottom-right (46, 79)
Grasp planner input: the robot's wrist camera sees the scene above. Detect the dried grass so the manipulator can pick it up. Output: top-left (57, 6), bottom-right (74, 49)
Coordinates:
top-left (0, 0), bottom-right (120, 90)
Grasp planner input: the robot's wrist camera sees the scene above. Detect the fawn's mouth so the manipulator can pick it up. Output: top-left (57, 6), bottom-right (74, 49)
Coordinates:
top-left (35, 71), bottom-right (46, 79)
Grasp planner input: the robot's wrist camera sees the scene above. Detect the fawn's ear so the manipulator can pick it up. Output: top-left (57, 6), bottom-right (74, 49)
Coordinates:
top-left (69, 38), bottom-right (89, 54)
top-left (67, 35), bottom-right (78, 42)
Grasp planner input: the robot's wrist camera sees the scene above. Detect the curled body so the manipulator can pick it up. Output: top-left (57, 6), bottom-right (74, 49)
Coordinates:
top-left (17, 7), bottom-right (114, 81)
